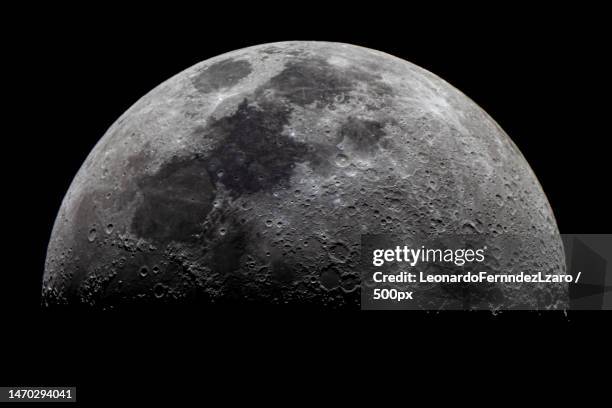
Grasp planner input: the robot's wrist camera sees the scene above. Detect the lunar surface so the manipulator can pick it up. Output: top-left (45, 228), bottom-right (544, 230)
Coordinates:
top-left (43, 41), bottom-right (567, 309)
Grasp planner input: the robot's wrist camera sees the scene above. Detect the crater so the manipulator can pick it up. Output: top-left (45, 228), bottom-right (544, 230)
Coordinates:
top-left (320, 266), bottom-right (340, 290)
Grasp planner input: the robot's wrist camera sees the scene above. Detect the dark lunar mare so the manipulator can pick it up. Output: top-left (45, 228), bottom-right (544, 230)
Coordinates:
top-left (192, 58), bottom-right (253, 93)
top-left (131, 156), bottom-right (216, 245)
top-left (203, 99), bottom-right (308, 197)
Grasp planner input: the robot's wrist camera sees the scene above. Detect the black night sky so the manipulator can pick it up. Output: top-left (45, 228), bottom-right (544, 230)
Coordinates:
top-left (2, 4), bottom-right (608, 402)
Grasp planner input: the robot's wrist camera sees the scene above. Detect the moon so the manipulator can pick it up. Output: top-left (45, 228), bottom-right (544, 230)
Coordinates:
top-left (43, 41), bottom-right (567, 309)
